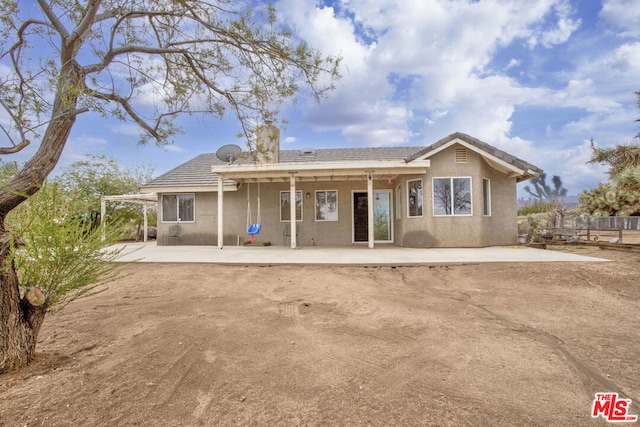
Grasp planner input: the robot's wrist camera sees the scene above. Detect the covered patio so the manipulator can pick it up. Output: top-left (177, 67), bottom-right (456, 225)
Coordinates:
top-left (211, 159), bottom-right (430, 249)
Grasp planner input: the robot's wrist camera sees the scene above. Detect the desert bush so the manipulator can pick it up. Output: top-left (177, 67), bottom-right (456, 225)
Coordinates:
top-left (518, 200), bottom-right (558, 216)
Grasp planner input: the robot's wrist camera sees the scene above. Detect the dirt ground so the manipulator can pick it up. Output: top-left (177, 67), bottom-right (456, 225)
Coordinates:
top-left (1, 246), bottom-right (639, 426)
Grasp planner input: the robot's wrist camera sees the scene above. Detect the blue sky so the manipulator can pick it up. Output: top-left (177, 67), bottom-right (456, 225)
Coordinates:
top-left (5, 0), bottom-right (640, 197)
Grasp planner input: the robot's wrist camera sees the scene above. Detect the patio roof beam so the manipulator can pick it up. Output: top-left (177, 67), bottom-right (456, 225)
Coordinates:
top-left (211, 160), bottom-right (430, 182)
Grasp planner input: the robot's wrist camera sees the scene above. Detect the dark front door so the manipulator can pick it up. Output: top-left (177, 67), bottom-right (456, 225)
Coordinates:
top-left (353, 192), bottom-right (368, 242)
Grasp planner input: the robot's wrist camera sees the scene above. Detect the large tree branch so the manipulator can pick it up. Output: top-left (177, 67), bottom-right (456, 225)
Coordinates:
top-left (83, 45), bottom-right (189, 74)
top-left (1, 19), bottom-right (52, 61)
top-left (0, 97), bottom-right (29, 148)
top-left (0, 140), bottom-right (30, 155)
top-left (36, 0), bottom-right (70, 39)
top-left (91, 90), bottom-right (161, 141)
top-left (66, 0), bottom-right (102, 55)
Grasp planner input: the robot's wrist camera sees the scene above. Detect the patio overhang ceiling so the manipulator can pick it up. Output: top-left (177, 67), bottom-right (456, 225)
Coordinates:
top-left (211, 160), bottom-right (431, 183)
top-left (101, 193), bottom-right (158, 204)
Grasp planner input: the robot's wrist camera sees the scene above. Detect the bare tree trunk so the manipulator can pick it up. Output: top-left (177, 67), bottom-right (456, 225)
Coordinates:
top-left (0, 60), bottom-right (82, 373)
top-left (0, 229), bottom-right (46, 371)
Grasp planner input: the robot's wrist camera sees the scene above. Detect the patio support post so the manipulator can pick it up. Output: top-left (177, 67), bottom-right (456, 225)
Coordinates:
top-left (367, 172), bottom-right (374, 249)
top-left (217, 175), bottom-right (224, 249)
top-left (289, 173), bottom-right (297, 249)
top-left (143, 203), bottom-right (148, 243)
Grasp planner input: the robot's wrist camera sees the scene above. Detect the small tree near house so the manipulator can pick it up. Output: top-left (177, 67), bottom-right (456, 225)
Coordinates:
top-left (579, 91), bottom-right (640, 216)
top-left (0, 0), bottom-right (340, 373)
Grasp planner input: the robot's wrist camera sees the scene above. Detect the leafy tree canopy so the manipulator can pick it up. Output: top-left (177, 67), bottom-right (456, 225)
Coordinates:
top-left (580, 91), bottom-right (640, 216)
top-left (7, 182), bottom-right (130, 313)
top-left (588, 140), bottom-right (640, 193)
top-left (0, 0), bottom-right (340, 373)
top-left (0, 0), bottom-right (341, 154)
top-left (54, 155), bottom-right (154, 222)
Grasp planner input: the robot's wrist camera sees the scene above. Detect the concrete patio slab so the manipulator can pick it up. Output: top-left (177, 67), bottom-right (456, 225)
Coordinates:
top-left (107, 242), bottom-right (609, 266)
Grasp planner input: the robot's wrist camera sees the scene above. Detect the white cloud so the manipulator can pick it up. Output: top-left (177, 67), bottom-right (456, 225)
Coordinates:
top-left (277, 0), bottom-right (581, 145)
top-left (600, 0), bottom-right (640, 37)
top-left (57, 135), bottom-right (109, 169)
top-left (269, 0), bottom-right (635, 196)
top-left (275, 1), bottom-right (372, 72)
top-left (162, 145), bottom-right (186, 153)
top-left (611, 42), bottom-right (640, 72)
top-left (505, 59), bottom-right (522, 71)
top-left (110, 123), bottom-right (143, 136)
top-left (528, 0), bottom-right (581, 48)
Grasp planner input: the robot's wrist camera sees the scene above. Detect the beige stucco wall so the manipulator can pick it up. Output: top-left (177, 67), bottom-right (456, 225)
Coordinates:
top-left (395, 144), bottom-right (518, 247)
top-left (157, 179), bottom-right (396, 246)
top-left (156, 144), bottom-right (519, 247)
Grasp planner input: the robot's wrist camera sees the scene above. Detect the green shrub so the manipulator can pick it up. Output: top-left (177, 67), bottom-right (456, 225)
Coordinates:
top-left (518, 200), bottom-right (558, 216)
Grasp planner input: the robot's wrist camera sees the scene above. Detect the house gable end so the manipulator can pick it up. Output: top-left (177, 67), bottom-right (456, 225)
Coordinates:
top-left (406, 132), bottom-right (541, 182)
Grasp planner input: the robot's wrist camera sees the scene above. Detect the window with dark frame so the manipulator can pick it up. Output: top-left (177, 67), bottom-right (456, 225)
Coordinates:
top-left (162, 194), bottom-right (195, 222)
top-left (433, 177), bottom-right (472, 216)
top-left (281, 191), bottom-right (303, 221)
top-left (315, 190), bottom-right (338, 221)
top-left (407, 179), bottom-right (423, 217)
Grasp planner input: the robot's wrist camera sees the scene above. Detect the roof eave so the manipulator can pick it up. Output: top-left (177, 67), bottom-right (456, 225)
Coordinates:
top-left (140, 184), bottom-right (238, 193)
top-left (211, 160), bottom-right (431, 181)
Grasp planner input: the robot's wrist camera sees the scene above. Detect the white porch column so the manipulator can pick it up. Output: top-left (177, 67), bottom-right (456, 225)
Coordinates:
top-left (289, 173), bottom-right (297, 249)
top-left (367, 172), bottom-right (374, 249)
top-left (217, 175), bottom-right (224, 249)
top-left (143, 203), bottom-right (148, 243)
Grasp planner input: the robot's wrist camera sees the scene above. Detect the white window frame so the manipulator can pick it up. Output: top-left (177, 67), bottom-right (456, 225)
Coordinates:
top-left (280, 191), bottom-right (303, 222)
top-left (432, 177), bottom-right (473, 216)
top-left (406, 179), bottom-right (423, 218)
top-left (161, 193), bottom-right (195, 223)
top-left (483, 178), bottom-right (491, 216)
top-left (315, 190), bottom-right (338, 221)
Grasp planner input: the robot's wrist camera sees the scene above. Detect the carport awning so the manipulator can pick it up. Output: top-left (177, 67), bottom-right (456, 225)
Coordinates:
top-left (211, 159), bottom-right (431, 182)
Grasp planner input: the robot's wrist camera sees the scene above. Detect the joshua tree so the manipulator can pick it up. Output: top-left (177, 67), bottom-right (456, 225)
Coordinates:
top-left (523, 173), bottom-right (568, 202)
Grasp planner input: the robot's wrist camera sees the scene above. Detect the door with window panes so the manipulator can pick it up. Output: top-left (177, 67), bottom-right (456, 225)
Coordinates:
top-left (352, 191), bottom-right (392, 243)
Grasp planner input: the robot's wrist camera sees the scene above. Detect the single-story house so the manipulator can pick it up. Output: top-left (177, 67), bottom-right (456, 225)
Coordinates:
top-left (141, 127), bottom-right (541, 248)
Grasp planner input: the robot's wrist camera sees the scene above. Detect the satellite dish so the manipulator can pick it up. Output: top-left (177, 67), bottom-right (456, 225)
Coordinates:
top-left (216, 144), bottom-right (242, 164)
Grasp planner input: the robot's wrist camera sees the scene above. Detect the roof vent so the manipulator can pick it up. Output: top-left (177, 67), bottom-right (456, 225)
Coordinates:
top-left (455, 147), bottom-right (467, 163)
top-left (300, 148), bottom-right (316, 156)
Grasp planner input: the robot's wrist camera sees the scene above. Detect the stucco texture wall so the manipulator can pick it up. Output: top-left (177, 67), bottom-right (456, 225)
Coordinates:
top-left (396, 144), bottom-right (518, 248)
top-left (157, 180), bottom-right (390, 247)
top-left (156, 144), bottom-right (519, 248)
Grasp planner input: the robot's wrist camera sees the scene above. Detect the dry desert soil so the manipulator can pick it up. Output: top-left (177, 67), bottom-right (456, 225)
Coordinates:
top-left (1, 245), bottom-right (639, 426)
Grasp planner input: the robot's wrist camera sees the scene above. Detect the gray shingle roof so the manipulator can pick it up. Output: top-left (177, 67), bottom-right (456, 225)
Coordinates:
top-left (142, 147), bottom-right (420, 189)
top-left (141, 153), bottom-right (225, 189)
top-left (142, 133), bottom-right (541, 189)
top-left (278, 147), bottom-right (419, 163)
top-left (406, 132), bottom-right (542, 174)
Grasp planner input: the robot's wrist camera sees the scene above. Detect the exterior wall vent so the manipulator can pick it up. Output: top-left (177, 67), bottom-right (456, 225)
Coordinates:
top-left (300, 148), bottom-right (316, 156)
top-left (455, 147), bottom-right (467, 163)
